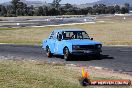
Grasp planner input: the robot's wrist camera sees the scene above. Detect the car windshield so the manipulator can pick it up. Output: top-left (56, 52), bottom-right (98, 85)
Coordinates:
top-left (62, 31), bottom-right (90, 40)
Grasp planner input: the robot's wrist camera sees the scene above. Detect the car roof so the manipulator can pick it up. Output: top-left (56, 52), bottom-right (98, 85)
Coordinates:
top-left (53, 28), bottom-right (84, 32)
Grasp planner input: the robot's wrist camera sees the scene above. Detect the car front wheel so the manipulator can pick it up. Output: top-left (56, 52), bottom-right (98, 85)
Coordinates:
top-left (93, 53), bottom-right (101, 59)
top-left (46, 47), bottom-right (53, 58)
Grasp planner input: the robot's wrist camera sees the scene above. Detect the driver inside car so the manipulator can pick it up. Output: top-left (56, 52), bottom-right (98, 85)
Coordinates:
top-left (71, 32), bottom-right (76, 39)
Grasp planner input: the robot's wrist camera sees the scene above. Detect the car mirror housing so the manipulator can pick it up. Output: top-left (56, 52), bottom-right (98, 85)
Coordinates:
top-left (90, 38), bottom-right (93, 40)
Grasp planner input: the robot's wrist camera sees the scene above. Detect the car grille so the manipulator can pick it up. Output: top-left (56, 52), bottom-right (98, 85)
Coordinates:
top-left (79, 45), bottom-right (98, 50)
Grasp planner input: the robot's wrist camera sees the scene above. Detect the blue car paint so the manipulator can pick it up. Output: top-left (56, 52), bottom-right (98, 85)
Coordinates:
top-left (42, 29), bottom-right (102, 56)
top-left (64, 39), bottom-right (101, 45)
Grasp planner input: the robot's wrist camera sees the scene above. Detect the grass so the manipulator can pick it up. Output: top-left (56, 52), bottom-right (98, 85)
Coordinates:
top-left (0, 15), bottom-right (132, 45)
top-left (0, 60), bottom-right (80, 88)
top-left (0, 59), bottom-right (131, 88)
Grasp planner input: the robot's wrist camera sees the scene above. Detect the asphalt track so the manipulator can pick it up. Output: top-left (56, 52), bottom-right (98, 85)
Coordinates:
top-left (0, 17), bottom-right (95, 28)
top-left (0, 44), bottom-right (132, 73)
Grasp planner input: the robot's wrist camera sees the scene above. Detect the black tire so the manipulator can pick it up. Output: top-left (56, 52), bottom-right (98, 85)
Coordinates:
top-left (63, 47), bottom-right (71, 61)
top-left (93, 53), bottom-right (101, 59)
top-left (46, 47), bottom-right (53, 58)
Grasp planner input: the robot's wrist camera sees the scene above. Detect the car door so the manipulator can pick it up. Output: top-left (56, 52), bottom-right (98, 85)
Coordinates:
top-left (48, 31), bottom-right (56, 53)
top-left (54, 32), bottom-right (62, 54)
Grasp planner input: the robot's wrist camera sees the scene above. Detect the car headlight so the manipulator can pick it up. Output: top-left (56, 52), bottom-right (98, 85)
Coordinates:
top-left (72, 45), bottom-right (80, 49)
top-left (97, 44), bottom-right (102, 49)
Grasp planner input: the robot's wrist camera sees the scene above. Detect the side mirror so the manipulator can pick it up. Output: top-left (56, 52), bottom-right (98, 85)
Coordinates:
top-left (58, 34), bottom-right (62, 41)
top-left (90, 38), bottom-right (93, 40)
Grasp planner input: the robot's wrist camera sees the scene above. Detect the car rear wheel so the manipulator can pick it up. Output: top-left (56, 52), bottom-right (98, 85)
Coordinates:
top-left (64, 48), bottom-right (71, 61)
top-left (46, 47), bottom-right (53, 58)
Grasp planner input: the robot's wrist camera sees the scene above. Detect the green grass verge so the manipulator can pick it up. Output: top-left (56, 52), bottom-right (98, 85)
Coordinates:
top-left (0, 59), bottom-right (131, 88)
top-left (0, 28), bottom-right (19, 30)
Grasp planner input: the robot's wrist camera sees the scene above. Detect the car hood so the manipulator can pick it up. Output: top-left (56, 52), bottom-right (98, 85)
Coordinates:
top-left (65, 39), bottom-right (101, 45)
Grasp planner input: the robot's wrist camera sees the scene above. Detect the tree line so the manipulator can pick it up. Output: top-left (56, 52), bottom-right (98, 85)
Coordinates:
top-left (0, 0), bottom-right (131, 17)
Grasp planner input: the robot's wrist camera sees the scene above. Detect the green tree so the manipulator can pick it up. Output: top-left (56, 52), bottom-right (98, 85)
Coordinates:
top-left (93, 4), bottom-right (106, 14)
top-left (124, 3), bottom-right (129, 13)
top-left (38, 6), bottom-right (44, 16)
top-left (106, 6), bottom-right (115, 14)
top-left (114, 5), bottom-right (120, 13)
top-left (11, 0), bottom-right (27, 16)
top-left (48, 8), bottom-right (60, 15)
top-left (16, 2), bottom-right (27, 16)
top-left (0, 5), bottom-right (7, 16)
top-left (6, 5), bottom-right (16, 17)
top-left (43, 6), bottom-right (48, 16)
top-left (86, 7), bottom-right (93, 15)
top-left (121, 7), bottom-right (128, 14)
top-left (59, 7), bottom-right (66, 15)
top-left (26, 5), bottom-right (34, 16)
top-left (11, 0), bottom-right (20, 15)
top-left (64, 3), bottom-right (73, 9)
top-left (124, 3), bottom-right (130, 9)
top-left (80, 8), bottom-right (88, 15)
top-left (52, 0), bottom-right (61, 10)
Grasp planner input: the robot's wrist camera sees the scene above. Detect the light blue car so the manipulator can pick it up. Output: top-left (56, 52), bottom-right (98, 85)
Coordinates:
top-left (42, 28), bottom-right (102, 61)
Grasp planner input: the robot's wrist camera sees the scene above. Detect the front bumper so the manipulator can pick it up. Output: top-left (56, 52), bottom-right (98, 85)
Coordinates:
top-left (71, 49), bottom-right (102, 55)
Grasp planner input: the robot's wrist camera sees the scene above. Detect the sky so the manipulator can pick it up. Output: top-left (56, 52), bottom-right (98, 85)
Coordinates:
top-left (0, 0), bottom-right (99, 4)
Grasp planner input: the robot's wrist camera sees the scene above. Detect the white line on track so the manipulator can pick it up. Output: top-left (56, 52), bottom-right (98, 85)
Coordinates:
top-left (31, 22), bottom-right (96, 28)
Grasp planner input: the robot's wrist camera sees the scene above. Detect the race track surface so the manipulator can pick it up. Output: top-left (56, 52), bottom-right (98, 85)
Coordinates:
top-left (0, 16), bottom-right (95, 28)
top-left (0, 44), bottom-right (132, 72)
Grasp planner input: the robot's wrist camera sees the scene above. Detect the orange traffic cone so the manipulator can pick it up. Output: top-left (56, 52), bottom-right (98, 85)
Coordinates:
top-left (80, 67), bottom-right (91, 86)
